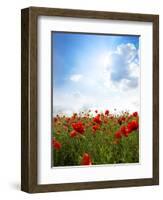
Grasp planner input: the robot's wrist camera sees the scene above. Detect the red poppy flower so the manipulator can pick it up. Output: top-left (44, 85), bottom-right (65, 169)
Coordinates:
top-left (133, 112), bottom-right (138, 117)
top-left (120, 125), bottom-right (126, 134)
top-left (118, 118), bottom-right (122, 125)
top-left (127, 120), bottom-right (139, 133)
top-left (115, 130), bottom-right (122, 139)
top-left (125, 126), bottom-right (132, 134)
top-left (95, 110), bottom-right (98, 113)
top-left (93, 115), bottom-right (102, 125)
top-left (105, 110), bottom-right (109, 116)
top-left (70, 130), bottom-right (77, 138)
top-left (81, 153), bottom-right (92, 165)
top-left (121, 116), bottom-right (126, 121)
top-left (72, 121), bottom-right (85, 134)
top-left (52, 138), bottom-right (62, 150)
top-left (130, 120), bottom-right (139, 130)
top-left (120, 125), bottom-right (129, 137)
top-left (92, 125), bottom-right (100, 132)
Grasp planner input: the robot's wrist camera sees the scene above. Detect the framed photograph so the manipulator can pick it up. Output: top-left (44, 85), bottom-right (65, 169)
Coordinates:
top-left (21, 7), bottom-right (159, 193)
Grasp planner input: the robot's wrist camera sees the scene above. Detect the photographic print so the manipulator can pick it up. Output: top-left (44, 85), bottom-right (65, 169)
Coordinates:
top-left (52, 32), bottom-right (140, 167)
top-left (21, 7), bottom-right (159, 193)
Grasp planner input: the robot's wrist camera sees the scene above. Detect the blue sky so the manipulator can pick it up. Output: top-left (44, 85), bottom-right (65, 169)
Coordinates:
top-left (52, 32), bottom-right (140, 116)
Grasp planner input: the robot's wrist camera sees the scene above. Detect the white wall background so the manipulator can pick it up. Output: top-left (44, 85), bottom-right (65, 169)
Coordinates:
top-left (0, 0), bottom-right (161, 199)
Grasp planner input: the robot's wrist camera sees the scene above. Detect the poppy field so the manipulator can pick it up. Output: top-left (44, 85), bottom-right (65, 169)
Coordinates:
top-left (52, 110), bottom-right (139, 166)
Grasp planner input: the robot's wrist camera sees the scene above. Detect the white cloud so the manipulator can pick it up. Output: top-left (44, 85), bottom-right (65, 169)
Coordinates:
top-left (53, 89), bottom-right (140, 116)
top-left (53, 90), bottom-right (94, 116)
top-left (70, 74), bottom-right (83, 82)
top-left (53, 43), bottom-right (140, 116)
top-left (103, 43), bottom-right (140, 91)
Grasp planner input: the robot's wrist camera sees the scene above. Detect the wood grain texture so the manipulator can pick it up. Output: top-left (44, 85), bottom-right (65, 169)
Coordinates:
top-left (21, 7), bottom-right (38, 193)
top-left (21, 8), bottom-right (30, 192)
top-left (27, 6), bottom-right (157, 21)
top-left (152, 15), bottom-right (159, 185)
top-left (21, 7), bottom-right (159, 193)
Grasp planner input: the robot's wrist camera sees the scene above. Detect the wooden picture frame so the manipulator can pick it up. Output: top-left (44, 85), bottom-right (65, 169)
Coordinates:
top-left (21, 7), bottom-right (159, 193)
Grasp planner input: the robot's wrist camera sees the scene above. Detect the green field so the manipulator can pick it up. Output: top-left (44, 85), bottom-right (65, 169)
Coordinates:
top-left (52, 110), bottom-right (139, 166)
